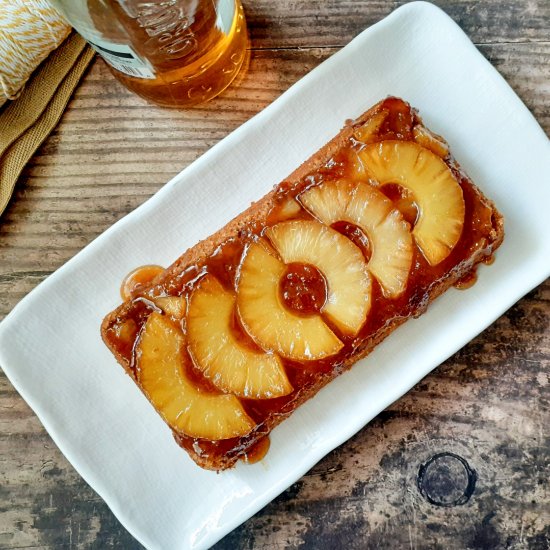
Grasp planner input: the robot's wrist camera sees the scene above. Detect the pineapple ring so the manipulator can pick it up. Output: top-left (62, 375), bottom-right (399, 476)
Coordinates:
top-left (359, 141), bottom-right (465, 266)
top-left (137, 312), bottom-right (255, 440)
top-left (353, 109), bottom-right (389, 143)
top-left (237, 241), bottom-right (343, 361)
top-left (266, 220), bottom-right (372, 335)
top-left (153, 296), bottom-right (186, 319)
top-left (413, 125), bottom-right (449, 159)
top-left (300, 180), bottom-right (413, 298)
top-left (187, 275), bottom-right (293, 399)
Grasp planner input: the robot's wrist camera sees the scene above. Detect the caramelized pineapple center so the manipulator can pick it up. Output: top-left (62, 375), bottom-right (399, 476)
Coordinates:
top-left (279, 262), bottom-right (327, 315)
top-left (380, 183), bottom-right (419, 227)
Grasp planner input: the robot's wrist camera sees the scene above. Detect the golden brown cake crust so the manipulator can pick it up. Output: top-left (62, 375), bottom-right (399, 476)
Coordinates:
top-left (101, 97), bottom-right (504, 471)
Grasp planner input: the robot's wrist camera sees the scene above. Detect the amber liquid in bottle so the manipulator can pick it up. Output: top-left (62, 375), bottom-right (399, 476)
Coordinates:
top-left (82, 0), bottom-right (248, 107)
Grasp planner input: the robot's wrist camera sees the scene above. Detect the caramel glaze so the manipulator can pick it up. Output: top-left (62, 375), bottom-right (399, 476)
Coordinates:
top-left (242, 435), bottom-right (271, 464)
top-left (454, 271), bottom-right (479, 290)
top-left (120, 264), bottom-right (165, 301)
top-left (280, 263), bottom-right (328, 314)
top-left (104, 97), bottom-right (501, 467)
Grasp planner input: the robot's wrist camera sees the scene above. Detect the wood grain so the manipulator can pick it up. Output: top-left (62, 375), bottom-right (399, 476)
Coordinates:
top-left (0, 1), bottom-right (548, 548)
top-left (245, 0), bottom-right (550, 47)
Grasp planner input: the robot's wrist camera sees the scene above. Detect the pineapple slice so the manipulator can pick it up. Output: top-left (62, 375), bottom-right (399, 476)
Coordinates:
top-left (359, 141), bottom-right (465, 265)
top-left (413, 125), bottom-right (449, 159)
top-left (187, 275), bottom-right (293, 399)
top-left (266, 220), bottom-right (371, 334)
top-left (275, 197), bottom-right (302, 220)
top-left (353, 109), bottom-right (389, 143)
top-left (154, 296), bottom-right (186, 319)
top-left (137, 312), bottom-right (255, 440)
top-left (300, 180), bottom-right (413, 298)
top-left (237, 241), bottom-right (343, 361)
top-left (348, 149), bottom-right (369, 182)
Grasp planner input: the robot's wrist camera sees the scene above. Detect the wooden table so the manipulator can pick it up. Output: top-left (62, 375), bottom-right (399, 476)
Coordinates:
top-left (1, 1), bottom-right (548, 548)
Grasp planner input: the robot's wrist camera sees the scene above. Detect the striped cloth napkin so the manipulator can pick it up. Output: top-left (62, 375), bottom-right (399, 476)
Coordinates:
top-left (0, 0), bottom-right (95, 216)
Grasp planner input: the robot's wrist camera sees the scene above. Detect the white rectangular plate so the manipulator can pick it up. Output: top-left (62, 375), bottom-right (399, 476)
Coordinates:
top-left (1, 2), bottom-right (549, 549)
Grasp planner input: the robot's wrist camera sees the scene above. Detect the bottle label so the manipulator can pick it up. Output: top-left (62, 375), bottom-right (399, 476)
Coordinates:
top-left (86, 38), bottom-right (156, 80)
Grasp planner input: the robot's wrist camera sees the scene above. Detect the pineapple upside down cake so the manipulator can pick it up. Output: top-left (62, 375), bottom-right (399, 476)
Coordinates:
top-left (102, 97), bottom-right (504, 470)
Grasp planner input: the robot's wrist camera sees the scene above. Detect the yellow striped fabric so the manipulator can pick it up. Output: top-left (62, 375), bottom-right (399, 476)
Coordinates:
top-left (0, 0), bottom-right (70, 105)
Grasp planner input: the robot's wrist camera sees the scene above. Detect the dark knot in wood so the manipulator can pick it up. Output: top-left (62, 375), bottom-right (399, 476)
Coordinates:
top-left (417, 452), bottom-right (477, 507)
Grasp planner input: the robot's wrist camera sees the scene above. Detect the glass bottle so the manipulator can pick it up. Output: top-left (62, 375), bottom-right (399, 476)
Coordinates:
top-left (50, 0), bottom-right (248, 107)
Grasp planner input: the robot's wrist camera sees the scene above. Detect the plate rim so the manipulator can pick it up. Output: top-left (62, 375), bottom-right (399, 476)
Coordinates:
top-left (1, 2), bottom-right (549, 549)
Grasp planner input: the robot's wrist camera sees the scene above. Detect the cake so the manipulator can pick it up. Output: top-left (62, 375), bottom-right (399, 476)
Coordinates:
top-left (101, 97), bottom-right (504, 470)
